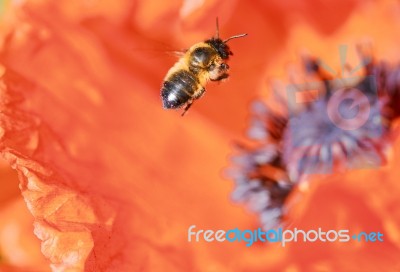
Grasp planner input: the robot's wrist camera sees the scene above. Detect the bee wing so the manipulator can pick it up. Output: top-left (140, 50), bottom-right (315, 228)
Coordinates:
top-left (166, 49), bottom-right (187, 58)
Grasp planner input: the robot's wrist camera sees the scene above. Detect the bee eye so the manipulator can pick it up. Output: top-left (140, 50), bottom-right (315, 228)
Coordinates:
top-left (221, 63), bottom-right (229, 70)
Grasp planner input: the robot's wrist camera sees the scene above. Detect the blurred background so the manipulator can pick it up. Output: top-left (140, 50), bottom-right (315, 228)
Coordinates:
top-left (0, 0), bottom-right (400, 271)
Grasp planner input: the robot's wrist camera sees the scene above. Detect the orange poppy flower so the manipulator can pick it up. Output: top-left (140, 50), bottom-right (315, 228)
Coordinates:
top-left (0, 0), bottom-right (399, 271)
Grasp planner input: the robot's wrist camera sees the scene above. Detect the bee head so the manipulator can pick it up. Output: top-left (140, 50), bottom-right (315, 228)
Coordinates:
top-left (205, 38), bottom-right (232, 59)
top-left (205, 18), bottom-right (247, 59)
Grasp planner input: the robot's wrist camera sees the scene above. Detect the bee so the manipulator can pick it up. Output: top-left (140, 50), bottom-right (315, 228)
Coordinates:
top-left (161, 18), bottom-right (247, 116)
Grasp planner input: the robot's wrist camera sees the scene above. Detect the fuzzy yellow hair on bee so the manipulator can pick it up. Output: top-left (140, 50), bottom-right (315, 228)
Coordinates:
top-left (161, 18), bottom-right (247, 116)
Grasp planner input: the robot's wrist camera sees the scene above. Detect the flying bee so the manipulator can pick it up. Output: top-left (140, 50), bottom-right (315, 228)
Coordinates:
top-left (161, 18), bottom-right (247, 116)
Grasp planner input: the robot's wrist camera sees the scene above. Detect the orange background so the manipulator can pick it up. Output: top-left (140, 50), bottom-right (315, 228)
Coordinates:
top-left (0, 0), bottom-right (400, 271)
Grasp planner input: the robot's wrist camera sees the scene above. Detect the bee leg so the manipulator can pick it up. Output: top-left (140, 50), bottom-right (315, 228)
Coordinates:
top-left (181, 88), bottom-right (204, 116)
top-left (193, 88), bottom-right (205, 99)
top-left (211, 73), bottom-right (229, 81)
top-left (181, 100), bottom-right (194, 116)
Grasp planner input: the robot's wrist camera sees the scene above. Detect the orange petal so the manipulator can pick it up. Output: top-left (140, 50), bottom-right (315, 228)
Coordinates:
top-left (0, 1), bottom-right (251, 270)
top-left (1, 0), bottom-right (400, 271)
top-left (0, 196), bottom-right (50, 271)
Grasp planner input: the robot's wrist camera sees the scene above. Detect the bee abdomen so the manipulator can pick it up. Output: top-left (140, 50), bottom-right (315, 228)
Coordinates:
top-left (161, 70), bottom-right (199, 109)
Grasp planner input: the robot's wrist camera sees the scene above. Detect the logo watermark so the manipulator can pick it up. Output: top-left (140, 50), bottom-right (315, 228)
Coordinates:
top-left (285, 45), bottom-right (384, 174)
top-left (188, 225), bottom-right (384, 247)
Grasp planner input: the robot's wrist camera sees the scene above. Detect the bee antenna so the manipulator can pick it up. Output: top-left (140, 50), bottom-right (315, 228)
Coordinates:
top-left (223, 33), bottom-right (248, 43)
top-left (215, 17), bottom-right (219, 39)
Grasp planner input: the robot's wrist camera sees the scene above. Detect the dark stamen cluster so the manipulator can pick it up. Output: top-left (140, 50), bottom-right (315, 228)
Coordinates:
top-left (228, 50), bottom-right (399, 229)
